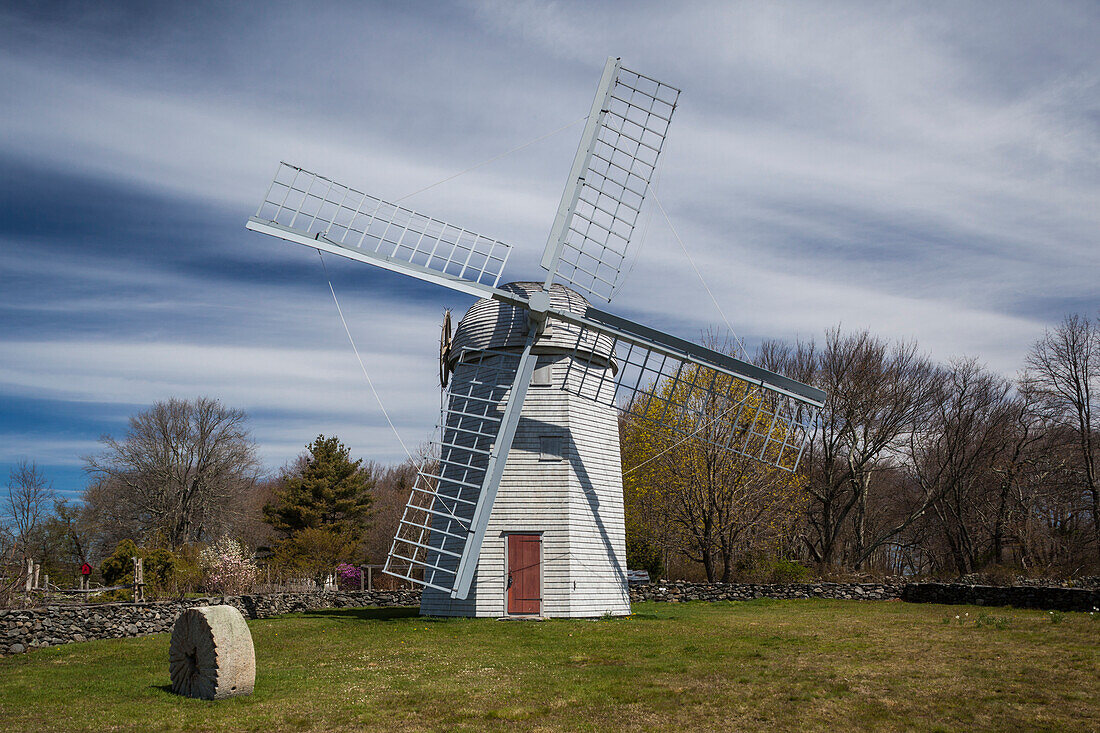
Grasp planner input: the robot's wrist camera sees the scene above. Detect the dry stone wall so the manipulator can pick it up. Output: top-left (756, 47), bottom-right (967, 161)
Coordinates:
top-left (629, 581), bottom-right (904, 603)
top-left (4, 581), bottom-right (1097, 655)
top-left (629, 580), bottom-right (1100, 611)
top-left (902, 583), bottom-right (1099, 612)
top-left (1, 589), bottom-right (418, 655)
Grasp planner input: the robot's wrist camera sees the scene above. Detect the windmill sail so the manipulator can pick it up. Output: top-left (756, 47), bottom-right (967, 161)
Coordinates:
top-left (546, 305), bottom-right (825, 472)
top-left (541, 58), bottom-right (680, 303)
top-left (384, 340), bottom-right (539, 599)
top-left (247, 163), bottom-right (512, 295)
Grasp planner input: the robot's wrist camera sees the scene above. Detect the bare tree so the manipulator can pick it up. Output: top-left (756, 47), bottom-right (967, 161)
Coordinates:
top-left (362, 458), bottom-right (418, 566)
top-left (1026, 313), bottom-right (1099, 560)
top-left (981, 375), bottom-right (1068, 570)
top-left (80, 474), bottom-right (142, 559)
top-left (612, 319), bottom-right (1100, 579)
top-left (228, 476), bottom-right (280, 551)
top-left (910, 359), bottom-right (1014, 574)
top-left (50, 498), bottom-right (89, 566)
top-left (763, 328), bottom-right (943, 570)
top-left (83, 397), bottom-right (262, 549)
top-left (4, 460), bottom-right (56, 562)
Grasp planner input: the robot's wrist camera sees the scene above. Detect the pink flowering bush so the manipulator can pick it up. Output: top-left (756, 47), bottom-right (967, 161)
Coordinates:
top-left (336, 562), bottom-right (361, 591)
top-left (200, 537), bottom-right (259, 595)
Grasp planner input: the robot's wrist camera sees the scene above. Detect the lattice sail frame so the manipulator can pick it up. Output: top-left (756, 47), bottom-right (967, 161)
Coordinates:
top-left (383, 348), bottom-right (521, 592)
top-left (255, 163), bottom-right (512, 287)
top-left (542, 59), bottom-right (680, 302)
top-left (555, 316), bottom-right (820, 472)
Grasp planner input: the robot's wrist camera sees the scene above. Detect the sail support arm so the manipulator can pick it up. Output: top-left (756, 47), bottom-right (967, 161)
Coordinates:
top-left (449, 329), bottom-right (540, 599)
top-left (547, 305), bottom-right (826, 407)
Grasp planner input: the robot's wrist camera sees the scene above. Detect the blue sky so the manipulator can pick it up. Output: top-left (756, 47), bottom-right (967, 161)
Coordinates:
top-left (2, 1), bottom-right (1098, 500)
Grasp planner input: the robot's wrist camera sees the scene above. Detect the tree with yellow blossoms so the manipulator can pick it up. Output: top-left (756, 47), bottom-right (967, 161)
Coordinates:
top-left (620, 347), bottom-right (807, 582)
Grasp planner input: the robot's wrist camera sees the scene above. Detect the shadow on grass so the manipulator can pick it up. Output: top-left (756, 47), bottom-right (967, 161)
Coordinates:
top-left (301, 607), bottom-right (421, 622)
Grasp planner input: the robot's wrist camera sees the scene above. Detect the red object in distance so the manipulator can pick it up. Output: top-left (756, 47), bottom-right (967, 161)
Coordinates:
top-left (80, 563), bottom-right (92, 576)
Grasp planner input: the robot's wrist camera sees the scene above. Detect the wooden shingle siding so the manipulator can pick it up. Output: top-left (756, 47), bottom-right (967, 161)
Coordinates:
top-left (421, 284), bottom-right (630, 618)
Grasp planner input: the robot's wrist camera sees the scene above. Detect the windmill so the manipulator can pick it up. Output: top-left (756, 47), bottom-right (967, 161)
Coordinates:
top-left (246, 57), bottom-right (826, 617)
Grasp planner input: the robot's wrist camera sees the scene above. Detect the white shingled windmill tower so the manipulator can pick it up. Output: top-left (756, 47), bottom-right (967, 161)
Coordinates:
top-left (246, 58), bottom-right (825, 618)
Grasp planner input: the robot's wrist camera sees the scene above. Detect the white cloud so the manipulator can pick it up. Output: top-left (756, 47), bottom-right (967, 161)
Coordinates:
top-left (0, 437), bottom-right (103, 468)
top-left (2, 1), bottom-right (1098, 480)
top-left (0, 338), bottom-right (441, 465)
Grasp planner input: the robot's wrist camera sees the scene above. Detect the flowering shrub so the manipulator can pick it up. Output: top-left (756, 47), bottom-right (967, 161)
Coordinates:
top-left (199, 537), bottom-right (259, 595)
top-left (336, 562), bottom-right (361, 591)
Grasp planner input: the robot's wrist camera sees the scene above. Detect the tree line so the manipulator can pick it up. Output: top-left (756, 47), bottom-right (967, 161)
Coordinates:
top-left (3, 312), bottom-right (1095, 597)
top-left (1, 397), bottom-right (419, 599)
top-left (624, 313), bottom-right (1099, 581)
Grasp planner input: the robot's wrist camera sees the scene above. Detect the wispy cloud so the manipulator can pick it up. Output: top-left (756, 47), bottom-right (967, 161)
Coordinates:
top-left (2, 1), bottom-right (1097, 495)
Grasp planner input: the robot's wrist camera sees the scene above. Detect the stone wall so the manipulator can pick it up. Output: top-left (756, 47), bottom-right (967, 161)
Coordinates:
top-left (5, 581), bottom-right (1098, 655)
top-left (1, 589), bottom-right (419, 656)
top-left (629, 580), bottom-right (904, 604)
top-left (629, 580), bottom-right (1100, 611)
top-left (901, 583), bottom-right (1100, 612)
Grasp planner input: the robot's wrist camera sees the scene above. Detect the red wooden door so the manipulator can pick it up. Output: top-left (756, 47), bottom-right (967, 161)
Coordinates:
top-left (507, 534), bottom-right (541, 615)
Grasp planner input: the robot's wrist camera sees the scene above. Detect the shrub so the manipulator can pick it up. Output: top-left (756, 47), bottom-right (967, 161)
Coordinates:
top-left (271, 527), bottom-right (360, 583)
top-left (144, 548), bottom-right (177, 585)
top-left (199, 537), bottom-right (259, 595)
top-left (100, 540), bottom-right (179, 595)
top-left (100, 540), bottom-right (141, 587)
top-left (170, 544), bottom-right (204, 595)
top-left (626, 535), bottom-right (663, 580)
top-left (731, 552), bottom-right (811, 583)
top-left (336, 563), bottom-right (361, 591)
top-left (767, 557), bottom-right (811, 583)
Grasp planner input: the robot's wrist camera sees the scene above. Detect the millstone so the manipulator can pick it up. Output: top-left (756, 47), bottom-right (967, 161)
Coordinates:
top-left (169, 605), bottom-right (255, 700)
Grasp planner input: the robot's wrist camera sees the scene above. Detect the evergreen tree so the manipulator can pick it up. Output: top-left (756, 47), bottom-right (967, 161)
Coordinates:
top-left (263, 435), bottom-right (374, 540)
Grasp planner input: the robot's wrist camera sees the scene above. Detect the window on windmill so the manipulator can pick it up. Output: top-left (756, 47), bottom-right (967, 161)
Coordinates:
top-left (539, 435), bottom-right (563, 461)
top-left (532, 363), bottom-right (553, 386)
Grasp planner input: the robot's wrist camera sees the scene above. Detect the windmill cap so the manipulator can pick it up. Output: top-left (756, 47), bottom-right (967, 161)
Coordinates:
top-left (447, 282), bottom-right (615, 367)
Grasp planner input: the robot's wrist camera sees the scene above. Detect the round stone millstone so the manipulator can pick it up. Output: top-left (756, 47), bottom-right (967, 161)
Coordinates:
top-left (169, 605), bottom-right (255, 700)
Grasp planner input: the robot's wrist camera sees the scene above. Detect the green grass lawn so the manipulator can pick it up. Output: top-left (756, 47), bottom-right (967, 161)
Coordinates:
top-left (1, 600), bottom-right (1096, 731)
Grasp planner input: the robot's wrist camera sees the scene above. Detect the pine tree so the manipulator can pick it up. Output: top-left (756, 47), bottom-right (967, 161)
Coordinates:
top-left (264, 435), bottom-right (374, 540)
